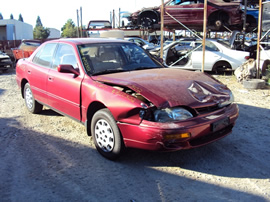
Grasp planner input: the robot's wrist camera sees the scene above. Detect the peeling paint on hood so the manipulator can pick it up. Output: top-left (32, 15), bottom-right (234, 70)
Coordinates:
top-left (188, 80), bottom-right (229, 104)
top-left (92, 68), bottom-right (231, 108)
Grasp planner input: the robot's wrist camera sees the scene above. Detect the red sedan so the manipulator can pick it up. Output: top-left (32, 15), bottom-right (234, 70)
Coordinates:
top-left (130, 0), bottom-right (243, 30)
top-left (16, 38), bottom-right (238, 160)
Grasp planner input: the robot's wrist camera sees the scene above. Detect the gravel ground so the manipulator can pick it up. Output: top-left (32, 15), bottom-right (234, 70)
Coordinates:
top-left (1, 69), bottom-right (270, 202)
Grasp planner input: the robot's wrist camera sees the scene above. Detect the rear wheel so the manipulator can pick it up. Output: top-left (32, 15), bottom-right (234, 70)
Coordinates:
top-left (91, 108), bottom-right (124, 160)
top-left (208, 12), bottom-right (229, 30)
top-left (139, 12), bottom-right (159, 28)
top-left (24, 83), bottom-right (43, 114)
top-left (212, 61), bottom-right (232, 74)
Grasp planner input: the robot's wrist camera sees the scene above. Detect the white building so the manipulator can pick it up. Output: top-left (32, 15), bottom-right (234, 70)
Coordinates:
top-left (0, 19), bottom-right (33, 40)
top-left (48, 28), bottom-right (61, 39)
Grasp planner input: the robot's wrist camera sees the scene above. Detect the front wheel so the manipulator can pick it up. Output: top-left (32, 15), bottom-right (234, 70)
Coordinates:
top-left (91, 108), bottom-right (124, 160)
top-left (24, 83), bottom-right (43, 114)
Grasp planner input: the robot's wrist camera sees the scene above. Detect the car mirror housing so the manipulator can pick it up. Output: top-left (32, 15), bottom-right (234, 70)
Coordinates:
top-left (57, 65), bottom-right (80, 76)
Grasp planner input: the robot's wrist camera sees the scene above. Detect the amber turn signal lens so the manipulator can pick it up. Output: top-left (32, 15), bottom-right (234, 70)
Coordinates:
top-left (164, 133), bottom-right (191, 140)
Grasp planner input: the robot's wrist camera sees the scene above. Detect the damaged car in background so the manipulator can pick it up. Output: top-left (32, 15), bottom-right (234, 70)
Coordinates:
top-left (124, 37), bottom-right (157, 50)
top-left (150, 39), bottom-right (250, 72)
top-left (0, 50), bottom-right (13, 73)
top-left (16, 38), bottom-right (239, 160)
top-left (12, 39), bottom-right (41, 62)
top-left (130, 0), bottom-right (243, 30)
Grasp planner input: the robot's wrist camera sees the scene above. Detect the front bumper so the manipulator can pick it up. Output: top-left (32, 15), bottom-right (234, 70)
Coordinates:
top-left (118, 103), bottom-right (239, 151)
top-left (0, 61), bottom-right (13, 70)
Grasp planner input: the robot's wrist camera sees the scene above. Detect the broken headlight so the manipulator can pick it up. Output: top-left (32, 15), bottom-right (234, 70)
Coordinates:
top-left (154, 107), bottom-right (193, 123)
top-left (218, 91), bottom-right (234, 108)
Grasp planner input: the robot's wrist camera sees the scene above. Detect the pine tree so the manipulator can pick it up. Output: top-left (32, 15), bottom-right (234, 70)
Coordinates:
top-left (33, 16), bottom-right (50, 39)
top-left (36, 16), bottom-right (42, 27)
top-left (61, 19), bottom-right (77, 38)
top-left (18, 14), bottom-right (23, 22)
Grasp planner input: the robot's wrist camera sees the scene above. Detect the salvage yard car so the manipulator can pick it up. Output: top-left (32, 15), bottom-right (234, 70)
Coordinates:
top-left (150, 39), bottom-right (250, 72)
top-left (16, 38), bottom-right (239, 160)
top-left (124, 37), bottom-right (157, 50)
top-left (130, 0), bottom-right (243, 30)
top-left (12, 39), bottom-right (41, 62)
top-left (0, 51), bottom-right (13, 73)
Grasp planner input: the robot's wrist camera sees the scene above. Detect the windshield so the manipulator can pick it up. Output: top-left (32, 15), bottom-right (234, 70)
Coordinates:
top-left (89, 21), bottom-right (111, 28)
top-left (216, 39), bottom-right (232, 49)
top-left (78, 43), bottom-right (162, 75)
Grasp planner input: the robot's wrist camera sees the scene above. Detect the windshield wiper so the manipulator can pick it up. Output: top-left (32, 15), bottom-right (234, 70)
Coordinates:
top-left (133, 66), bottom-right (157, 71)
top-left (92, 69), bottom-right (126, 76)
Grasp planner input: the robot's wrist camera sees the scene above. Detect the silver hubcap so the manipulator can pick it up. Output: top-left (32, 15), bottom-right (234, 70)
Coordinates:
top-left (94, 119), bottom-right (114, 152)
top-left (25, 87), bottom-right (33, 109)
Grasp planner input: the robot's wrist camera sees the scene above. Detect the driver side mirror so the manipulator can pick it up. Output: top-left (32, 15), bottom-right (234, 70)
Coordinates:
top-left (57, 64), bottom-right (80, 76)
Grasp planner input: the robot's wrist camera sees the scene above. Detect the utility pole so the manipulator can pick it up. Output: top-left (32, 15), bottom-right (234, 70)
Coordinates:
top-left (160, 0), bottom-right (164, 60)
top-left (119, 8), bottom-right (121, 28)
top-left (256, 0), bottom-right (263, 79)
top-left (80, 7), bottom-right (83, 37)
top-left (113, 10), bottom-right (115, 28)
top-left (76, 9), bottom-right (80, 38)
top-left (201, 0), bottom-right (207, 72)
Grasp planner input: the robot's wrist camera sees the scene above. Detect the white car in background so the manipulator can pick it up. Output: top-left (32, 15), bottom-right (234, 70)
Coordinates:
top-left (124, 37), bottom-right (156, 51)
top-left (150, 39), bottom-right (250, 72)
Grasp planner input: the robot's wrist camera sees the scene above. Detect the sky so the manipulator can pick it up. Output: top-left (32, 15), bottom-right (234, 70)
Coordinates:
top-left (1, 0), bottom-right (161, 30)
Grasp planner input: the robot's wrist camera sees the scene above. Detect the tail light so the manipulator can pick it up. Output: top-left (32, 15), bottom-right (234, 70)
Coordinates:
top-left (245, 56), bottom-right (250, 60)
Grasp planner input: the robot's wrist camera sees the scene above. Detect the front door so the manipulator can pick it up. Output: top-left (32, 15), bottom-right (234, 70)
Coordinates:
top-left (47, 43), bottom-right (82, 121)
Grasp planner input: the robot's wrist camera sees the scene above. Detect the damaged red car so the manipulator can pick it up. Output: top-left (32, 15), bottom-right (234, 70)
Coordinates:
top-left (130, 0), bottom-right (243, 30)
top-left (16, 38), bottom-right (238, 160)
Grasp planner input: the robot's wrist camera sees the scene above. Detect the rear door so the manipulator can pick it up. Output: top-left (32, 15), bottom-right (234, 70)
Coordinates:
top-left (27, 43), bottom-right (58, 104)
top-left (192, 41), bottom-right (222, 71)
top-left (47, 43), bottom-right (83, 120)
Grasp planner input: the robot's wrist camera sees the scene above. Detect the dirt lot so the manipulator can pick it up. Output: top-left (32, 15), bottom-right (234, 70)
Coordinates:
top-left (1, 69), bottom-right (270, 202)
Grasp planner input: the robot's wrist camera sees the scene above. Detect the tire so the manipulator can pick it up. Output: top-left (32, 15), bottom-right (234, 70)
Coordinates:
top-left (23, 83), bottom-right (43, 114)
top-left (139, 11), bottom-right (159, 28)
top-left (140, 16), bottom-right (154, 28)
top-left (212, 61), bottom-right (231, 74)
top-left (208, 12), bottom-right (229, 30)
top-left (91, 108), bottom-right (124, 160)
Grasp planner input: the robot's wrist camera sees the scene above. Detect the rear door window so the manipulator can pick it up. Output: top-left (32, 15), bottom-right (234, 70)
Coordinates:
top-left (32, 43), bottom-right (57, 68)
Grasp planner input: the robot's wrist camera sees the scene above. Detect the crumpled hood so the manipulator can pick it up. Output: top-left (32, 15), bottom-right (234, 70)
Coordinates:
top-left (92, 68), bottom-right (231, 109)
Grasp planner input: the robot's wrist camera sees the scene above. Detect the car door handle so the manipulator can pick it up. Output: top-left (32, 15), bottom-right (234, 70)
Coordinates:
top-left (48, 76), bottom-right (54, 82)
top-left (27, 70), bottom-right (31, 74)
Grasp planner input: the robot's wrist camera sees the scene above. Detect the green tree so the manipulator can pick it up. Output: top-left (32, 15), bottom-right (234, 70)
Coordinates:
top-left (0, 13), bottom-right (3, 20)
top-left (33, 16), bottom-right (50, 39)
top-left (18, 14), bottom-right (23, 22)
top-left (10, 14), bottom-right (14, 19)
top-left (61, 19), bottom-right (77, 38)
top-left (36, 16), bottom-right (42, 27)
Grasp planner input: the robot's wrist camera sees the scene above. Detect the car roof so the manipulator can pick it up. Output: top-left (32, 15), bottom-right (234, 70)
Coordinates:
top-left (46, 38), bottom-right (130, 45)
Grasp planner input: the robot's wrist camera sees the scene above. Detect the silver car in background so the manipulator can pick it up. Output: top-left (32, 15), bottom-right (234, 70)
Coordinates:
top-left (150, 39), bottom-right (250, 72)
